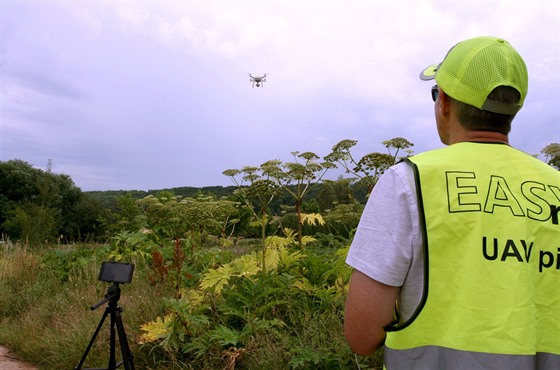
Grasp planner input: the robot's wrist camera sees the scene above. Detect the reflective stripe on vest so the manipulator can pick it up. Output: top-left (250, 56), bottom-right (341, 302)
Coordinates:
top-left (384, 142), bottom-right (560, 369)
top-left (384, 347), bottom-right (560, 370)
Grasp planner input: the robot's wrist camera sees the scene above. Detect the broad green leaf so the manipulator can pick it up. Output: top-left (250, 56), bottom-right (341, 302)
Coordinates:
top-left (232, 254), bottom-right (260, 277)
top-left (200, 264), bottom-right (235, 294)
top-left (138, 314), bottom-right (173, 344)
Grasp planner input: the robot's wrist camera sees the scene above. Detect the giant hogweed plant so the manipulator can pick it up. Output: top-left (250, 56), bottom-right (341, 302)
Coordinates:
top-left (138, 228), bottom-right (353, 368)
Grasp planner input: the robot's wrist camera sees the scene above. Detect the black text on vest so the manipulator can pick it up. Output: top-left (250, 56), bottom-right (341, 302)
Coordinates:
top-left (482, 237), bottom-right (560, 273)
top-left (446, 172), bottom-right (560, 225)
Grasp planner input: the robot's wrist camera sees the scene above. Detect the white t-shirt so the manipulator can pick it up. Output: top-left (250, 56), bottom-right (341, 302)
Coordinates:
top-left (346, 162), bottom-right (424, 321)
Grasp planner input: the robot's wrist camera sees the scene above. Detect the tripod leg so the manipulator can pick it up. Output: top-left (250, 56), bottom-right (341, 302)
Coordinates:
top-left (108, 308), bottom-right (117, 369)
top-left (75, 308), bottom-right (110, 370)
top-left (115, 308), bottom-right (135, 370)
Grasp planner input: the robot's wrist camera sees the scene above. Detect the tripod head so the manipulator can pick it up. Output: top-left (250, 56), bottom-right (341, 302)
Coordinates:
top-left (90, 283), bottom-right (122, 311)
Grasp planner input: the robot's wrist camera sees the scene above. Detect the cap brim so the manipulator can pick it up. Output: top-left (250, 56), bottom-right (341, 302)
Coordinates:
top-left (419, 63), bottom-right (439, 81)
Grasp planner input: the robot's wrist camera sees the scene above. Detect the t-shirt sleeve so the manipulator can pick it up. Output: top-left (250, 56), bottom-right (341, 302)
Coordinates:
top-left (346, 163), bottom-right (416, 287)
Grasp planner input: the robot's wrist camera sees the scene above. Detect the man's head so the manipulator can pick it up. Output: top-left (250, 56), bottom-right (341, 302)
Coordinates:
top-left (420, 36), bottom-right (528, 136)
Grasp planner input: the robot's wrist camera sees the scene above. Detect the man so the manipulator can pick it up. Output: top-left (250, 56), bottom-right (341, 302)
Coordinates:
top-left (344, 36), bottom-right (560, 369)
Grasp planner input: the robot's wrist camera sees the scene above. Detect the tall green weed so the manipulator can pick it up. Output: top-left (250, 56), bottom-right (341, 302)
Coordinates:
top-left (138, 235), bottom-right (383, 369)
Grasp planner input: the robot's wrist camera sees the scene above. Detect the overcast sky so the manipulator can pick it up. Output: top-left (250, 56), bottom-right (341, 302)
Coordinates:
top-left (1, 1), bottom-right (558, 191)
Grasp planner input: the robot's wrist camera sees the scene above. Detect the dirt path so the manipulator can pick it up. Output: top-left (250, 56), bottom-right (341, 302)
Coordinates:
top-left (0, 346), bottom-right (38, 370)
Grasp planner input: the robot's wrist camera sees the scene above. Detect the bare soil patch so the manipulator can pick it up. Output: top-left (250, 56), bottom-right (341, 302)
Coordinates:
top-left (0, 346), bottom-right (38, 370)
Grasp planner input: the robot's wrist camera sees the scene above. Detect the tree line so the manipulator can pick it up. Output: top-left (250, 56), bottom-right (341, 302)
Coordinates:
top-left (1, 139), bottom-right (558, 246)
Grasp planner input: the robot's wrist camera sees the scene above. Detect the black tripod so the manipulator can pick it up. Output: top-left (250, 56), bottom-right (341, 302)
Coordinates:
top-left (75, 283), bottom-right (135, 370)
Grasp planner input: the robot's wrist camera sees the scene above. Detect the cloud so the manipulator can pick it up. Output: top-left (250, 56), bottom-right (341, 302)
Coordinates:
top-left (1, 1), bottom-right (558, 191)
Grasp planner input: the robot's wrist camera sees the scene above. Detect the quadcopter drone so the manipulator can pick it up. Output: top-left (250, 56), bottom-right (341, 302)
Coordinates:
top-left (249, 73), bottom-right (267, 88)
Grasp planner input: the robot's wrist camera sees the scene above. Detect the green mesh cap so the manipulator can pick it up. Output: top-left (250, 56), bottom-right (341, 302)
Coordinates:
top-left (420, 36), bottom-right (528, 115)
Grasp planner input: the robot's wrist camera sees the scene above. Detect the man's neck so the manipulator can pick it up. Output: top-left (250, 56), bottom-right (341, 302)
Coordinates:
top-left (447, 117), bottom-right (509, 145)
top-left (458, 130), bottom-right (509, 144)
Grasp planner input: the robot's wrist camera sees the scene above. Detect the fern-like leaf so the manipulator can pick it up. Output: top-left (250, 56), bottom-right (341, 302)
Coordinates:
top-left (300, 213), bottom-right (325, 226)
top-left (210, 325), bottom-right (241, 347)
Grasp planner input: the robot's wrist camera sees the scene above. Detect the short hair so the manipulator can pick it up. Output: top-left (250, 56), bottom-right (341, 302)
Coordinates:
top-left (448, 86), bottom-right (522, 135)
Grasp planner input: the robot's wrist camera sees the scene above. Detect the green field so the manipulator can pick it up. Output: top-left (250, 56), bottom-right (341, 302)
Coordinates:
top-left (0, 238), bottom-right (383, 369)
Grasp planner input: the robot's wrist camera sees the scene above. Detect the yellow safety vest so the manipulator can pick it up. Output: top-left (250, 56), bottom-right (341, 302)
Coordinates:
top-left (384, 142), bottom-right (560, 369)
